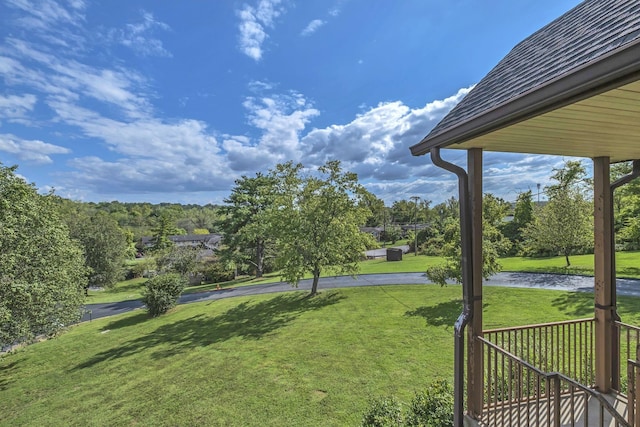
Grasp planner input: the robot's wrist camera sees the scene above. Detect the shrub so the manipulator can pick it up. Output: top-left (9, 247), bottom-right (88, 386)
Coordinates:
top-left (405, 379), bottom-right (453, 427)
top-left (199, 260), bottom-right (235, 283)
top-left (130, 258), bottom-right (157, 278)
top-left (361, 396), bottom-right (404, 427)
top-left (142, 273), bottom-right (187, 316)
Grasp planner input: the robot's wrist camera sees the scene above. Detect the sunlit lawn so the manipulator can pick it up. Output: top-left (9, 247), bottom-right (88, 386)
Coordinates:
top-left (87, 251), bottom-right (640, 304)
top-left (500, 250), bottom-right (640, 279)
top-left (6, 285), bottom-right (640, 426)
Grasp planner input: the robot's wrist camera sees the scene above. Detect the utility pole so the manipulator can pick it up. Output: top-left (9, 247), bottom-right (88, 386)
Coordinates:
top-left (537, 183), bottom-right (541, 205)
top-left (382, 207), bottom-right (386, 248)
top-left (410, 196), bottom-right (420, 256)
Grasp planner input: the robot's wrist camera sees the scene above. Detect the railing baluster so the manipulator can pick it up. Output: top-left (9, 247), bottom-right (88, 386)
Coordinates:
top-left (479, 320), bottom-right (633, 426)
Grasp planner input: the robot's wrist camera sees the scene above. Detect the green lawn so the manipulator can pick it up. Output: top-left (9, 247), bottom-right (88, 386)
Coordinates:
top-left (5, 285), bottom-right (638, 426)
top-left (500, 250), bottom-right (640, 279)
top-left (88, 251), bottom-right (640, 304)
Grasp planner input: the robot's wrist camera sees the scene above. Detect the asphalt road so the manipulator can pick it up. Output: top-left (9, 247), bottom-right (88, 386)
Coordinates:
top-left (81, 272), bottom-right (640, 322)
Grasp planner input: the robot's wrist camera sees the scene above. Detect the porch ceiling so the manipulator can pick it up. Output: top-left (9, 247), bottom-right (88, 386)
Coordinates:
top-left (454, 79), bottom-right (640, 163)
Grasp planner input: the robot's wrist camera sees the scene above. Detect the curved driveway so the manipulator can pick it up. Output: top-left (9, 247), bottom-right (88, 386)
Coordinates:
top-left (81, 272), bottom-right (640, 321)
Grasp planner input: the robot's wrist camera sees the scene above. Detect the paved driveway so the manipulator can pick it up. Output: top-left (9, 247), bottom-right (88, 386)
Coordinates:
top-left (81, 272), bottom-right (640, 321)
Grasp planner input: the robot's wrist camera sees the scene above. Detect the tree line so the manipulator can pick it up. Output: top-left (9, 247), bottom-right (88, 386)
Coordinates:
top-left (4, 158), bottom-right (640, 345)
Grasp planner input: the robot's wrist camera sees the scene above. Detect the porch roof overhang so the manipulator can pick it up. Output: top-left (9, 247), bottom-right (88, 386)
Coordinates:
top-left (410, 0), bottom-right (640, 160)
top-left (410, 43), bottom-right (640, 161)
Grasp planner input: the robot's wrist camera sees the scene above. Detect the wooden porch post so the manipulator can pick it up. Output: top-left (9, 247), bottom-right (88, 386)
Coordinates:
top-left (468, 148), bottom-right (483, 417)
top-left (594, 156), bottom-right (613, 392)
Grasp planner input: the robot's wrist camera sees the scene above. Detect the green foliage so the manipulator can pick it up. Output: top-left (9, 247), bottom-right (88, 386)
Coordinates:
top-left (362, 232), bottom-right (381, 250)
top-left (130, 257), bottom-right (156, 278)
top-left (150, 212), bottom-right (178, 252)
top-left (218, 173), bottom-right (277, 278)
top-left (193, 228), bottom-right (210, 234)
top-left (68, 210), bottom-right (129, 289)
top-left (141, 273), bottom-right (186, 316)
top-left (361, 190), bottom-right (387, 227)
top-left (156, 246), bottom-right (198, 277)
top-left (361, 380), bottom-right (453, 427)
top-left (501, 190), bottom-right (534, 255)
top-left (269, 160), bottom-right (371, 295)
top-left (426, 194), bottom-right (509, 285)
top-left (405, 380), bottom-right (454, 427)
top-left (0, 164), bottom-right (87, 347)
top-left (361, 396), bottom-right (404, 427)
top-left (381, 225), bottom-right (402, 245)
top-left (198, 259), bottom-right (236, 283)
top-left (523, 161), bottom-right (593, 266)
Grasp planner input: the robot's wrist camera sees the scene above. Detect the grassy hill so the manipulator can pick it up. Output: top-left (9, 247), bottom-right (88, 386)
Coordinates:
top-left (4, 285), bottom-right (640, 426)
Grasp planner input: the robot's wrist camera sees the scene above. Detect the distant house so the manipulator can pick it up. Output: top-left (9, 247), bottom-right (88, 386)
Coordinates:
top-left (140, 233), bottom-right (222, 250)
top-left (359, 226), bottom-right (384, 240)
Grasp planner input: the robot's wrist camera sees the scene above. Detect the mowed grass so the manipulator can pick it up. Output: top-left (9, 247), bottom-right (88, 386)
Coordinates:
top-left (4, 285), bottom-right (640, 426)
top-left (87, 254), bottom-right (447, 304)
top-left (87, 251), bottom-right (640, 304)
top-left (500, 250), bottom-right (640, 279)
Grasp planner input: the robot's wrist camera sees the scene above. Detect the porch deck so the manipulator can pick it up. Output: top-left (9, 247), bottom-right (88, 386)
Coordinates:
top-left (465, 318), bottom-right (640, 426)
top-left (465, 391), bottom-right (628, 427)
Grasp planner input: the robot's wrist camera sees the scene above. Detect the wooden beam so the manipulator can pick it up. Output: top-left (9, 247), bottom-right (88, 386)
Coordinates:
top-left (467, 148), bottom-right (483, 417)
top-left (594, 156), bottom-right (613, 392)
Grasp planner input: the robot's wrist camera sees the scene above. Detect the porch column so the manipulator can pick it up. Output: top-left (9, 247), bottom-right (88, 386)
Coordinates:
top-left (467, 148), bottom-right (483, 417)
top-left (594, 156), bottom-right (613, 392)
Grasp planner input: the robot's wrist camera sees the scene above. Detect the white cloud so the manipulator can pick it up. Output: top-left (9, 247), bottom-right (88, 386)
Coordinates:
top-left (236, 0), bottom-right (284, 61)
top-left (300, 87), bottom-right (473, 181)
top-left (108, 10), bottom-right (172, 58)
top-left (2, 38), bottom-right (151, 118)
top-left (0, 134), bottom-right (70, 164)
top-left (0, 94), bottom-right (37, 120)
top-left (301, 19), bottom-right (326, 36)
top-left (5, 0), bottom-right (87, 51)
top-left (223, 92), bottom-right (320, 170)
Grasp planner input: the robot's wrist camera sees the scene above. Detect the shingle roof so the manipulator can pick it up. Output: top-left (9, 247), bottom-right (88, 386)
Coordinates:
top-left (413, 0), bottom-right (640, 153)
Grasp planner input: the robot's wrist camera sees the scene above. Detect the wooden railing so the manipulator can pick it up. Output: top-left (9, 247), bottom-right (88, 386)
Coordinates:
top-left (478, 336), bottom-right (628, 426)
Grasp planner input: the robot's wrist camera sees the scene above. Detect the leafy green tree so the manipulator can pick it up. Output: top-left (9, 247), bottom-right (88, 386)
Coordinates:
top-left (70, 211), bottom-right (128, 292)
top-left (218, 173), bottom-right (277, 278)
top-left (156, 246), bottom-right (198, 277)
top-left (360, 191), bottom-right (386, 227)
top-left (426, 194), bottom-right (510, 285)
top-left (0, 164), bottom-right (87, 347)
top-left (150, 212), bottom-right (177, 252)
top-left (523, 161), bottom-right (593, 266)
top-left (501, 190), bottom-right (534, 254)
top-left (523, 191), bottom-right (593, 266)
top-left (269, 160), bottom-right (371, 296)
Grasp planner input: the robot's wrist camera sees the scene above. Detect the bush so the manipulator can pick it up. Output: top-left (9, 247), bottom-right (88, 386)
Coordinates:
top-left (361, 396), bottom-right (404, 427)
top-left (361, 380), bottom-right (453, 427)
top-left (142, 273), bottom-right (187, 316)
top-left (406, 380), bottom-right (453, 427)
top-left (199, 260), bottom-right (235, 283)
top-left (130, 258), bottom-right (157, 278)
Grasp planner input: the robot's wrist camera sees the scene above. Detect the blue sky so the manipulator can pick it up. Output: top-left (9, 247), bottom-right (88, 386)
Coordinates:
top-left (0, 0), bottom-right (584, 205)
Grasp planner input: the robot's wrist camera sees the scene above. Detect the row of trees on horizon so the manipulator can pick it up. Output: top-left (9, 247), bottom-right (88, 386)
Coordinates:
top-left (4, 158), bottom-right (640, 347)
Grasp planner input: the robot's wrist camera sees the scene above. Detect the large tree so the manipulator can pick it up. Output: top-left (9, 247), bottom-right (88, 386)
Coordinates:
top-left (501, 190), bottom-right (534, 254)
top-left (62, 207), bottom-right (129, 293)
top-left (269, 160), bottom-right (371, 296)
top-left (523, 161), bottom-right (593, 266)
top-left (426, 194), bottom-right (510, 285)
top-left (218, 173), bottom-right (276, 278)
top-left (0, 165), bottom-right (87, 347)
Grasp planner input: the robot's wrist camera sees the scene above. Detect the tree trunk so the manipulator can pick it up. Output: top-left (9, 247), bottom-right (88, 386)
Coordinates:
top-left (255, 240), bottom-right (264, 278)
top-left (565, 252), bottom-right (571, 267)
top-left (310, 269), bottom-right (320, 296)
